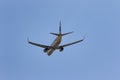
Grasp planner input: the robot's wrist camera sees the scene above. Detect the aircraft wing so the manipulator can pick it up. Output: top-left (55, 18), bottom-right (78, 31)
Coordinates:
top-left (59, 39), bottom-right (84, 48)
top-left (28, 40), bottom-right (49, 48)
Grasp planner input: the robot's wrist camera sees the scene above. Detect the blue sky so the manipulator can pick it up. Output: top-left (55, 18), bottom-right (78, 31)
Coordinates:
top-left (0, 0), bottom-right (120, 80)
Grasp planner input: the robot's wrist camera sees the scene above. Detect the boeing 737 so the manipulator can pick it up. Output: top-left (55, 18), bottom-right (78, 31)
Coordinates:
top-left (28, 21), bottom-right (84, 56)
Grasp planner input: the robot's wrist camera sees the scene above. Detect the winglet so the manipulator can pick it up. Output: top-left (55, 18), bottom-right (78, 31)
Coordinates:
top-left (77, 34), bottom-right (86, 42)
top-left (82, 34), bottom-right (86, 41)
top-left (27, 37), bottom-right (30, 43)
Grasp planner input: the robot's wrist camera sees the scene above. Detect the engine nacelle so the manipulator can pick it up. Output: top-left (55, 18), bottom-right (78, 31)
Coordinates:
top-left (44, 48), bottom-right (49, 52)
top-left (59, 47), bottom-right (64, 52)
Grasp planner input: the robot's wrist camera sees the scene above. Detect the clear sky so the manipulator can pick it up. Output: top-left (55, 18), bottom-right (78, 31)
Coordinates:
top-left (0, 0), bottom-right (120, 80)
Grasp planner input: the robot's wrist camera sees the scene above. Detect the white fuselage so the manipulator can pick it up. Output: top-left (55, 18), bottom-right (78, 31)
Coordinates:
top-left (47, 35), bottom-right (62, 56)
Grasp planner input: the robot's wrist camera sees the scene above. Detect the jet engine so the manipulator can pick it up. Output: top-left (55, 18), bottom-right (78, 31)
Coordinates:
top-left (44, 48), bottom-right (49, 52)
top-left (59, 47), bottom-right (64, 52)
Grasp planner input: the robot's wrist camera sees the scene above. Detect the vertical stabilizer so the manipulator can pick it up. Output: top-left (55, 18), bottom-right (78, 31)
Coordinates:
top-left (50, 20), bottom-right (73, 36)
top-left (59, 20), bottom-right (62, 34)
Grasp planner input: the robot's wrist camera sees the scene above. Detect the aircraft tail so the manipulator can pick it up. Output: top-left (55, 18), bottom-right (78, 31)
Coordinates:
top-left (50, 20), bottom-right (73, 36)
top-left (61, 31), bottom-right (74, 36)
top-left (59, 20), bottom-right (62, 34)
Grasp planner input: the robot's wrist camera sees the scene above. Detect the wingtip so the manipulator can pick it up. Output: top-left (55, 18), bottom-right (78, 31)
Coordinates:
top-left (82, 34), bottom-right (86, 40)
top-left (71, 31), bottom-right (74, 33)
top-left (27, 37), bottom-right (29, 42)
top-left (84, 34), bottom-right (86, 38)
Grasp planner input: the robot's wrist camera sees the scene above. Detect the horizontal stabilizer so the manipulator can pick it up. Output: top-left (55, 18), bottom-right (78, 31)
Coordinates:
top-left (62, 31), bottom-right (74, 36)
top-left (50, 31), bottom-right (73, 36)
top-left (50, 32), bottom-right (59, 36)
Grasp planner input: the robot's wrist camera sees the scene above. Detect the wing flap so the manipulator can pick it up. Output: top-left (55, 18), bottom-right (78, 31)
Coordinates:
top-left (59, 39), bottom-right (84, 48)
top-left (28, 41), bottom-right (49, 48)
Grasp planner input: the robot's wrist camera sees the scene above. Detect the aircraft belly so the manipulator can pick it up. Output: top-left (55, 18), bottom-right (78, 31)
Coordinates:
top-left (51, 36), bottom-right (62, 47)
top-left (47, 48), bottom-right (55, 56)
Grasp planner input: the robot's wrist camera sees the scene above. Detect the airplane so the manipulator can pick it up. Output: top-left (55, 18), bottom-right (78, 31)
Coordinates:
top-left (28, 21), bottom-right (84, 56)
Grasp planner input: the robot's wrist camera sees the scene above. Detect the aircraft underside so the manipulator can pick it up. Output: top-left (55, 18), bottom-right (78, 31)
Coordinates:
top-left (28, 21), bottom-right (84, 56)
